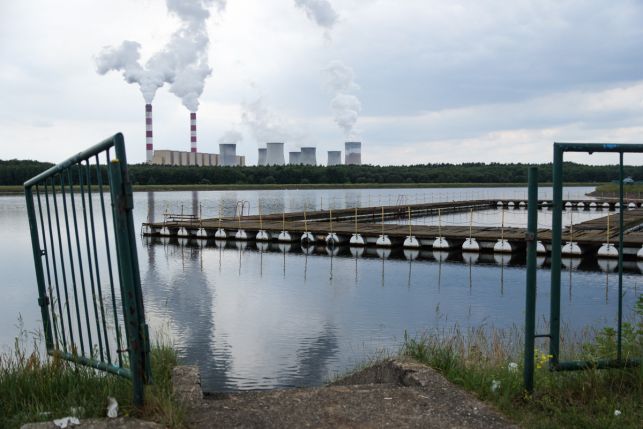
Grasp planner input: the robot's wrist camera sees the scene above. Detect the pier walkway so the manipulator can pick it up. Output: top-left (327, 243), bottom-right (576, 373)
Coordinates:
top-left (143, 201), bottom-right (643, 259)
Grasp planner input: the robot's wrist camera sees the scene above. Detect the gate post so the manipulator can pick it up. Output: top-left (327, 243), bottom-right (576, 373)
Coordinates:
top-left (549, 145), bottom-right (563, 366)
top-left (524, 167), bottom-right (538, 392)
top-left (108, 151), bottom-right (150, 407)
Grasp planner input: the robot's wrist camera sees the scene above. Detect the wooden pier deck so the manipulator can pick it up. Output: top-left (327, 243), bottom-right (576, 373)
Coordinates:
top-left (143, 201), bottom-right (643, 258)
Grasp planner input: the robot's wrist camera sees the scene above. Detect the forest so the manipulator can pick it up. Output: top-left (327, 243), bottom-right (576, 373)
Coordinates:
top-left (2, 159), bottom-right (642, 186)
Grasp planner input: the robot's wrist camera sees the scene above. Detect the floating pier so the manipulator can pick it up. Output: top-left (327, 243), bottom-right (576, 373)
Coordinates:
top-left (143, 200), bottom-right (643, 259)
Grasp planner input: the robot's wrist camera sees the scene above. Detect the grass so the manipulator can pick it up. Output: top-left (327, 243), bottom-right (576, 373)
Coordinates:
top-left (593, 183), bottom-right (643, 196)
top-left (402, 300), bottom-right (642, 429)
top-left (0, 332), bottom-right (186, 429)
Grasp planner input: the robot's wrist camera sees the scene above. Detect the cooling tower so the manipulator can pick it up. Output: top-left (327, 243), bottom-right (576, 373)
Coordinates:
top-left (327, 151), bottom-right (342, 166)
top-left (300, 147), bottom-right (317, 166)
top-left (258, 148), bottom-right (267, 166)
top-left (345, 142), bottom-right (362, 165)
top-left (219, 143), bottom-right (237, 166)
top-left (190, 112), bottom-right (197, 153)
top-left (145, 104), bottom-right (153, 163)
top-left (289, 151), bottom-right (301, 165)
top-left (266, 142), bottom-right (285, 166)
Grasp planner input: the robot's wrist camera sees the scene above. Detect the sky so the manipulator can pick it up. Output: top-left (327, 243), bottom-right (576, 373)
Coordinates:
top-left (2, 0), bottom-right (643, 166)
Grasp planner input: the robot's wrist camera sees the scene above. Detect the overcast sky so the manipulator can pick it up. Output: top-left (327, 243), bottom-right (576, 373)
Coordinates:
top-left (2, 0), bottom-right (643, 165)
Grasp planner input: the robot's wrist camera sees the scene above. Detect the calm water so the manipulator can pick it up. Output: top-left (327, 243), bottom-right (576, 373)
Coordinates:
top-left (1, 187), bottom-right (640, 392)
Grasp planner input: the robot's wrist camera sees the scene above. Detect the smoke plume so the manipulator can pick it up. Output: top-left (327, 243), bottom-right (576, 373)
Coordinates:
top-left (96, 0), bottom-right (224, 111)
top-left (324, 60), bottom-right (361, 138)
top-left (294, 0), bottom-right (338, 29)
top-left (218, 129), bottom-right (243, 144)
top-left (241, 97), bottom-right (297, 143)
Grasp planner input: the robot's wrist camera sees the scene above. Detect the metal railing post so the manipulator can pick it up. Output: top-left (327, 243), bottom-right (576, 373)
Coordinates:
top-left (25, 186), bottom-right (55, 350)
top-left (524, 166), bottom-right (538, 392)
top-left (549, 145), bottom-right (563, 367)
top-left (108, 156), bottom-right (146, 407)
top-left (617, 152), bottom-right (624, 362)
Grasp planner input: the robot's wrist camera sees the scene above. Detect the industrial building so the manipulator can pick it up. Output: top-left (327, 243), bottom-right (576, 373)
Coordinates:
top-left (150, 150), bottom-right (244, 167)
top-left (327, 151), bottom-right (342, 166)
top-left (257, 148), bottom-right (267, 166)
top-left (289, 151), bottom-right (301, 165)
top-left (345, 142), bottom-right (362, 165)
top-left (300, 147), bottom-right (317, 165)
top-left (266, 142), bottom-right (285, 165)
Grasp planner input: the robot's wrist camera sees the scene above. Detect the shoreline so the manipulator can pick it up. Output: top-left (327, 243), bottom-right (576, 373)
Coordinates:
top-left (0, 182), bottom-right (598, 195)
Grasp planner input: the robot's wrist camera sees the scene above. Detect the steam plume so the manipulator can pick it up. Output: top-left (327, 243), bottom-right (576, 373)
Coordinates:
top-left (294, 0), bottom-right (338, 29)
top-left (218, 129), bottom-right (243, 144)
top-left (96, 0), bottom-right (225, 111)
top-left (324, 60), bottom-right (361, 138)
top-left (241, 97), bottom-right (295, 143)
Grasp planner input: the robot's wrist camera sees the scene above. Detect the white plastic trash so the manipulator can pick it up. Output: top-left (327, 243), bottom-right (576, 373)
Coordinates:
top-left (53, 417), bottom-right (80, 428)
top-left (107, 396), bottom-right (118, 418)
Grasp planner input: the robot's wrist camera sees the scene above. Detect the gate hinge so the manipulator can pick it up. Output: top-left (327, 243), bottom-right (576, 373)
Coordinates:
top-left (38, 296), bottom-right (50, 307)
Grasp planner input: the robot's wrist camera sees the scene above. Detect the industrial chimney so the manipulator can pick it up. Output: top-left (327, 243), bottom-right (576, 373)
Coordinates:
top-left (266, 142), bottom-right (285, 165)
top-left (190, 112), bottom-right (197, 153)
top-left (327, 151), bottom-right (342, 166)
top-left (300, 147), bottom-right (317, 166)
top-left (145, 104), bottom-right (153, 163)
top-left (258, 148), bottom-right (267, 166)
top-left (219, 143), bottom-right (237, 166)
top-left (345, 142), bottom-right (362, 165)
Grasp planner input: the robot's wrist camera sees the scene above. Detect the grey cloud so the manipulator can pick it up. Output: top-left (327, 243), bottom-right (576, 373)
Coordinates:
top-left (294, 0), bottom-right (338, 29)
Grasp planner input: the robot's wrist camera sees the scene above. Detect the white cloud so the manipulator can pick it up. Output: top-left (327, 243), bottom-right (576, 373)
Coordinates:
top-left (1, 0), bottom-right (643, 165)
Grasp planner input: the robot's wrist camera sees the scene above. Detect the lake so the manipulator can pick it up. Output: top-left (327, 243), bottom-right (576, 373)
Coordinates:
top-left (1, 186), bottom-right (640, 392)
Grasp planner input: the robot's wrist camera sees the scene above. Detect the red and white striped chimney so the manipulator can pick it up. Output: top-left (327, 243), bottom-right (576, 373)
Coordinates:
top-left (145, 104), bottom-right (153, 163)
top-left (190, 112), bottom-right (197, 153)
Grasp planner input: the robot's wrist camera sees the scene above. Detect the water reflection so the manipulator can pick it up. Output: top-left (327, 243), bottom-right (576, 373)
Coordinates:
top-left (136, 236), bottom-right (642, 391)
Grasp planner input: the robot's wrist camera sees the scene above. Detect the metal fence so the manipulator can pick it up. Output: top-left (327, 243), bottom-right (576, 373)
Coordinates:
top-left (24, 133), bottom-right (151, 406)
top-left (523, 143), bottom-right (642, 392)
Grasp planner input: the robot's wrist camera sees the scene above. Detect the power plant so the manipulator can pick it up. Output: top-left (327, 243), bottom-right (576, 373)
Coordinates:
top-left (145, 104), bottom-right (153, 163)
top-left (190, 112), bottom-right (197, 153)
top-left (345, 142), bottom-right (362, 165)
top-left (257, 148), bottom-right (267, 166)
top-left (143, 104), bottom-right (360, 167)
top-left (300, 147), bottom-right (317, 165)
top-left (289, 151), bottom-right (301, 165)
top-left (327, 151), bottom-right (342, 166)
top-left (219, 143), bottom-right (238, 166)
top-left (266, 142), bottom-right (285, 166)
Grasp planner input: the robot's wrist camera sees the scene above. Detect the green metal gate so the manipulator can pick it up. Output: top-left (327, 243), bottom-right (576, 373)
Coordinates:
top-left (524, 142), bottom-right (642, 392)
top-left (24, 133), bottom-right (151, 406)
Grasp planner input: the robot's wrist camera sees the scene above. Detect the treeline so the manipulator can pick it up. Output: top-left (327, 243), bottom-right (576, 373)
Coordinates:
top-left (2, 159), bottom-right (642, 186)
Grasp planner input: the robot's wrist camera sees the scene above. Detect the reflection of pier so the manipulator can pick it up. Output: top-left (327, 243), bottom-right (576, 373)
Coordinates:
top-left (143, 201), bottom-right (643, 259)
